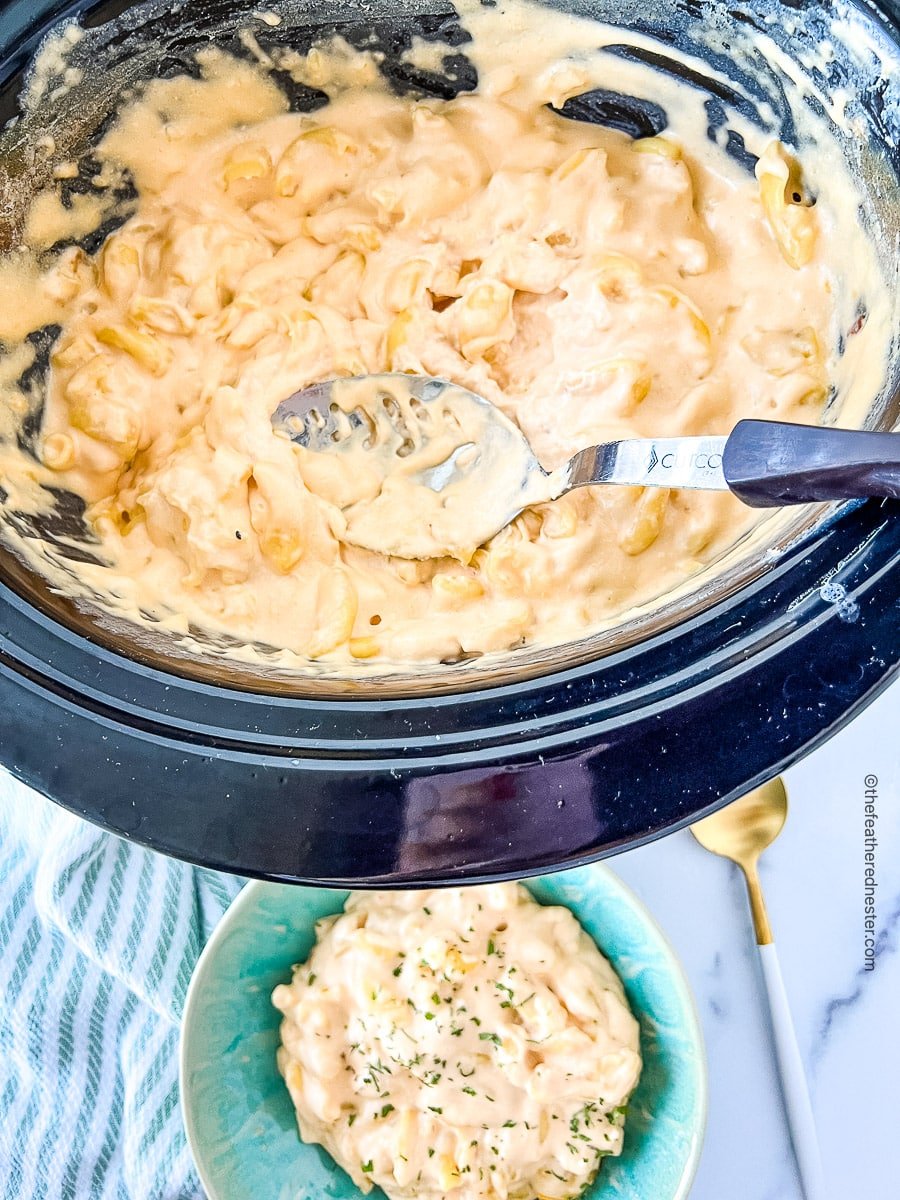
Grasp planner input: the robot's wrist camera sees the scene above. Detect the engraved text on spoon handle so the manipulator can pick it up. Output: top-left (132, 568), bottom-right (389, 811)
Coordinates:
top-left (557, 435), bottom-right (730, 494)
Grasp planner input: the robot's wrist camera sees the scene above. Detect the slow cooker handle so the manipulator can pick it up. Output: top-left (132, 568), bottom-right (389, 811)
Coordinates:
top-left (723, 420), bottom-right (900, 507)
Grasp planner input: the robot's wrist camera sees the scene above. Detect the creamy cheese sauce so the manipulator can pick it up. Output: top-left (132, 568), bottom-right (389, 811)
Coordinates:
top-left (0, 0), bottom-right (891, 668)
top-left (272, 884), bottom-right (642, 1200)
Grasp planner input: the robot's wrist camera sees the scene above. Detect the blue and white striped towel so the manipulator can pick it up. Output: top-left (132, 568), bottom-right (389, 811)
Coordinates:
top-left (0, 769), bottom-right (242, 1198)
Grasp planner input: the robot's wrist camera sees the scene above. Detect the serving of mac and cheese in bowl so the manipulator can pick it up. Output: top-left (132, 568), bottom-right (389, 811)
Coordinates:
top-left (0, 0), bottom-right (897, 882)
top-left (181, 870), bottom-right (706, 1200)
top-left (273, 884), bottom-right (643, 1200)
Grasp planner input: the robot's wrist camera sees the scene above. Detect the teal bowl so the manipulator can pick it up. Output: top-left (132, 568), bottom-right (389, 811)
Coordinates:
top-left (180, 867), bottom-right (707, 1200)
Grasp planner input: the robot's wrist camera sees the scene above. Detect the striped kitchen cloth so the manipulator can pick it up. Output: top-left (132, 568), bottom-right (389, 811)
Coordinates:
top-left (0, 769), bottom-right (243, 1199)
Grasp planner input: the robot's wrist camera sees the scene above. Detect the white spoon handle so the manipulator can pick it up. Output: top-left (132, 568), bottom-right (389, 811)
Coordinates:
top-left (758, 942), bottom-right (827, 1200)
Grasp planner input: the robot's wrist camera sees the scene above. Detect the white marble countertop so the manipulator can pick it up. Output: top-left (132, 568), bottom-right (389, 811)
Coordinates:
top-left (613, 679), bottom-right (898, 1199)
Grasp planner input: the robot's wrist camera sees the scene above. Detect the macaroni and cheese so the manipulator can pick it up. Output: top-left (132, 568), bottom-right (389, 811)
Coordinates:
top-left (272, 884), bottom-right (642, 1200)
top-left (0, 0), bottom-right (888, 668)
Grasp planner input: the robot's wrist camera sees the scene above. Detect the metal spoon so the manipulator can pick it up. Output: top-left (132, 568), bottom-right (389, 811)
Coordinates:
top-left (272, 372), bottom-right (900, 560)
top-left (691, 780), bottom-right (826, 1200)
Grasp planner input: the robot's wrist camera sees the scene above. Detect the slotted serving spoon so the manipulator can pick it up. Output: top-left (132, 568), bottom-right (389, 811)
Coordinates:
top-left (272, 373), bottom-right (900, 560)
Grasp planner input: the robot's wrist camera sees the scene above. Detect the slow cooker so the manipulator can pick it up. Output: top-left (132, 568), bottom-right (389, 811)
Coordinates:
top-left (0, 0), bottom-right (897, 885)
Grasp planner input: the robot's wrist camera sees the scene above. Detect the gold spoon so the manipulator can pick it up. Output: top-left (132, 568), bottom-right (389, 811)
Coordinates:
top-left (691, 779), bottom-right (826, 1200)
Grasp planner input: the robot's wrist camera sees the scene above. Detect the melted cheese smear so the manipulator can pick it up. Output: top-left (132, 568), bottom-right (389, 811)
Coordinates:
top-left (272, 884), bottom-right (642, 1200)
top-left (0, 0), bottom-right (890, 667)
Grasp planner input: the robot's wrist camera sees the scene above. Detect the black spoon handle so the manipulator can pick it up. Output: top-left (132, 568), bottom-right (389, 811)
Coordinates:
top-left (723, 419), bottom-right (900, 507)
